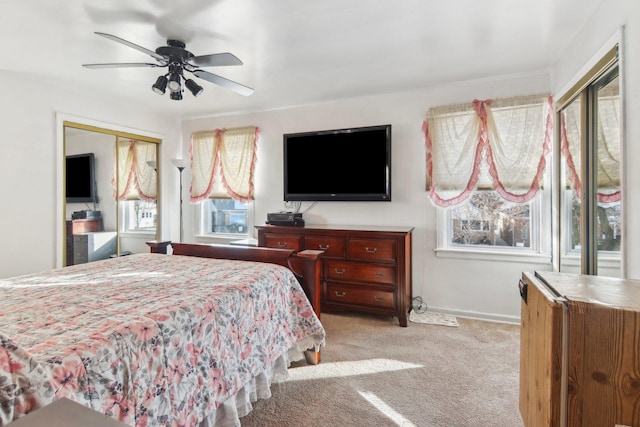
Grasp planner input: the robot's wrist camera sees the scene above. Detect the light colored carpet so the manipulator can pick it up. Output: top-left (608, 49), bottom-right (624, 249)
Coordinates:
top-left (241, 312), bottom-right (523, 427)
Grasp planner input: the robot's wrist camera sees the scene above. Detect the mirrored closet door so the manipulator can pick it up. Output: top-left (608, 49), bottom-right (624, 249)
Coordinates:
top-left (63, 122), bottom-right (160, 266)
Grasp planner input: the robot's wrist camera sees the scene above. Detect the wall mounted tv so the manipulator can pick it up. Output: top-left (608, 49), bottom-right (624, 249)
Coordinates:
top-left (283, 124), bottom-right (391, 202)
top-left (66, 153), bottom-right (97, 203)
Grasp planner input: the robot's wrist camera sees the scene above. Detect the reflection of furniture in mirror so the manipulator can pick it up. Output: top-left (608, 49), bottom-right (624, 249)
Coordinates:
top-left (63, 123), bottom-right (160, 266)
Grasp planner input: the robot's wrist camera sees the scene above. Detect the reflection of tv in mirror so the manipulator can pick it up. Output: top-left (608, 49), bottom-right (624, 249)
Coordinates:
top-left (66, 153), bottom-right (96, 203)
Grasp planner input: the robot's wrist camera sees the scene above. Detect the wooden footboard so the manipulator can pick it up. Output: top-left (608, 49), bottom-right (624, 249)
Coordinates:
top-left (146, 241), bottom-right (323, 364)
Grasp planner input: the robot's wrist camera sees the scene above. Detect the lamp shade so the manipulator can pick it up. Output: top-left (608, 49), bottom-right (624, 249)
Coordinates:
top-left (152, 75), bottom-right (168, 95)
top-left (171, 159), bottom-right (189, 170)
top-left (185, 79), bottom-right (203, 97)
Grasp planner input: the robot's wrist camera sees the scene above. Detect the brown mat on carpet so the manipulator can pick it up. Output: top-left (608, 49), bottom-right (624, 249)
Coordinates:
top-left (241, 312), bottom-right (523, 427)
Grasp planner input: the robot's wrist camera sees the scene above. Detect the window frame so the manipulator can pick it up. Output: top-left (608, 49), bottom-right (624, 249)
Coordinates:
top-left (556, 45), bottom-right (621, 275)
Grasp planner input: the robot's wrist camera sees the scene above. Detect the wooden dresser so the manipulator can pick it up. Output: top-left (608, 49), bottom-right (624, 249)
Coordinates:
top-left (256, 224), bottom-right (413, 326)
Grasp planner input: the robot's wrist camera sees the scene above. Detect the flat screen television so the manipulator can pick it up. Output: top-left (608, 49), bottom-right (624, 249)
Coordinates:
top-left (66, 153), bottom-right (96, 203)
top-left (283, 124), bottom-right (391, 201)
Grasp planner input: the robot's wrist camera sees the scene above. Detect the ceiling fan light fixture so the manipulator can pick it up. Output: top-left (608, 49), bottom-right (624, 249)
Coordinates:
top-left (168, 72), bottom-right (182, 92)
top-left (185, 79), bottom-right (203, 97)
top-left (151, 75), bottom-right (168, 95)
top-left (85, 33), bottom-right (253, 99)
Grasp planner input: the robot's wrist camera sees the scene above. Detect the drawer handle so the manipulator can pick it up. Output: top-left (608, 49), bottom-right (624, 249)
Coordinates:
top-left (277, 242), bottom-right (288, 248)
top-left (365, 247), bottom-right (378, 254)
top-left (374, 273), bottom-right (385, 278)
top-left (334, 268), bottom-right (346, 275)
top-left (374, 296), bottom-right (385, 302)
top-left (318, 244), bottom-right (330, 250)
top-left (335, 291), bottom-right (346, 297)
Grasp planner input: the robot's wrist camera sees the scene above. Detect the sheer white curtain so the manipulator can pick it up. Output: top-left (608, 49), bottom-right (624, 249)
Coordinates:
top-left (190, 126), bottom-right (258, 203)
top-left (560, 94), bottom-right (621, 203)
top-left (424, 94), bottom-right (552, 207)
top-left (113, 138), bottom-right (157, 201)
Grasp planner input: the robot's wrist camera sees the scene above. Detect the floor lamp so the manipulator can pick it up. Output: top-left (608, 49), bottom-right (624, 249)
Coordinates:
top-left (171, 159), bottom-right (189, 242)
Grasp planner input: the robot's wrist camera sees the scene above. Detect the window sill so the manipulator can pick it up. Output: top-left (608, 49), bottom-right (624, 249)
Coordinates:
top-left (435, 247), bottom-right (552, 264)
top-left (119, 231), bottom-right (156, 238)
top-left (194, 233), bottom-right (251, 243)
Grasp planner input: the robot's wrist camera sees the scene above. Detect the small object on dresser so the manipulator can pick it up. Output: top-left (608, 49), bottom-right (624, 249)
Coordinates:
top-left (266, 212), bottom-right (305, 227)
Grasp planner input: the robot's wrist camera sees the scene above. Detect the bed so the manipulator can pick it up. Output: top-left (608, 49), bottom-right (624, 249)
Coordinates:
top-left (0, 242), bottom-right (326, 426)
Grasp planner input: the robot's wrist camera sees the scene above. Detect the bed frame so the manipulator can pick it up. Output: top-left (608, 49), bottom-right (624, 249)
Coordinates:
top-left (146, 240), bottom-right (324, 364)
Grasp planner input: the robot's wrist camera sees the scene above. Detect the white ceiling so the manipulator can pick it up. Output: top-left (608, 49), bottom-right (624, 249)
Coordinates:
top-left (0, 0), bottom-right (603, 119)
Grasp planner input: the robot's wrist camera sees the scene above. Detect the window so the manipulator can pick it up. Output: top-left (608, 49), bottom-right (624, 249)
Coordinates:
top-left (425, 95), bottom-right (551, 257)
top-left (442, 190), bottom-right (540, 254)
top-left (198, 198), bottom-right (252, 237)
top-left (190, 126), bottom-right (258, 239)
top-left (114, 138), bottom-right (157, 235)
top-left (121, 199), bottom-right (157, 233)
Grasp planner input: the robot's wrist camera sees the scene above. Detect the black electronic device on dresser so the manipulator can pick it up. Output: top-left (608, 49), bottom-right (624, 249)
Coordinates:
top-left (266, 212), bottom-right (304, 227)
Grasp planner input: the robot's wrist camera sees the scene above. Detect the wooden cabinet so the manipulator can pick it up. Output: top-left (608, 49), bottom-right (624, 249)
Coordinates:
top-left (66, 218), bottom-right (105, 266)
top-left (71, 218), bottom-right (104, 234)
top-left (256, 225), bottom-right (413, 326)
top-left (519, 271), bottom-right (640, 427)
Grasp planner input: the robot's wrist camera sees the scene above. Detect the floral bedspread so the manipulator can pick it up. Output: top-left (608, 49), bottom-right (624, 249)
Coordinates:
top-left (0, 253), bottom-right (325, 426)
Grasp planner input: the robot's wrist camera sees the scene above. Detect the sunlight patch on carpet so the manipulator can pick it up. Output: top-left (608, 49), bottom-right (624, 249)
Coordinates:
top-left (359, 391), bottom-right (416, 427)
top-left (409, 310), bottom-right (458, 327)
top-left (281, 358), bottom-right (422, 382)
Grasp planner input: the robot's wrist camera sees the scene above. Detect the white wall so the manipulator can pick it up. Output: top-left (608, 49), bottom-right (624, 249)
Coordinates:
top-left (0, 71), bottom-right (180, 278)
top-left (181, 73), bottom-right (552, 323)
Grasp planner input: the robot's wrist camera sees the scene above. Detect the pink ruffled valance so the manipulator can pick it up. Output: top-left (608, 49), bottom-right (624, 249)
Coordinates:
top-left (190, 126), bottom-right (259, 203)
top-left (112, 138), bottom-right (157, 202)
top-left (423, 95), bottom-right (552, 207)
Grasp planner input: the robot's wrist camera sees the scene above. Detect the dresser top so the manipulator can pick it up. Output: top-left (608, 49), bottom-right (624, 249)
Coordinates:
top-left (256, 224), bottom-right (414, 233)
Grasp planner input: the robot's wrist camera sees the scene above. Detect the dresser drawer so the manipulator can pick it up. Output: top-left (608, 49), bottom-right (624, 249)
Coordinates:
top-left (305, 236), bottom-right (346, 257)
top-left (263, 234), bottom-right (302, 250)
top-left (347, 238), bottom-right (396, 262)
top-left (326, 260), bottom-right (395, 285)
top-left (325, 282), bottom-right (395, 309)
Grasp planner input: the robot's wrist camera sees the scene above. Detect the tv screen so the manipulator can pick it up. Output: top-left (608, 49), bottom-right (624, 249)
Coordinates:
top-left (66, 153), bottom-right (96, 203)
top-left (284, 124), bottom-right (391, 201)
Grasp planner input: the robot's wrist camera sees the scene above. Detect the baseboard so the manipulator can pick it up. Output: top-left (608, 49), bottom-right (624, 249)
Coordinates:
top-left (423, 306), bottom-right (521, 326)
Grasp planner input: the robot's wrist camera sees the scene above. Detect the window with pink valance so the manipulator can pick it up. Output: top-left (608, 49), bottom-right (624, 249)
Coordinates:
top-left (113, 138), bottom-right (157, 202)
top-left (423, 94), bottom-right (553, 208)
top-left (190, 126), bottom-right (259, 203)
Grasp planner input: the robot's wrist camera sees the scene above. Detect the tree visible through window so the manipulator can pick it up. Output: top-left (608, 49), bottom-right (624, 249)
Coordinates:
top-left (449, 191), bottom-right (532, 248)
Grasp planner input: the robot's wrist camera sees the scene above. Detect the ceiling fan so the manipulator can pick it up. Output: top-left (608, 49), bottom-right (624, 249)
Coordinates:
top-left (83, 32), bottom-right (254, 100)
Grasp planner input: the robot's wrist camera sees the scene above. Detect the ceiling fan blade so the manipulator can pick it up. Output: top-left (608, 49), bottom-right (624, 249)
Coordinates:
top-left (192, 70), bottom-right (254, 96)
top-left (83, 63), bottom-right (161, 69)
top-left (190, 53), bottom-right (243, 67)
top-left (94, 32), bottom-right (167, 62)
